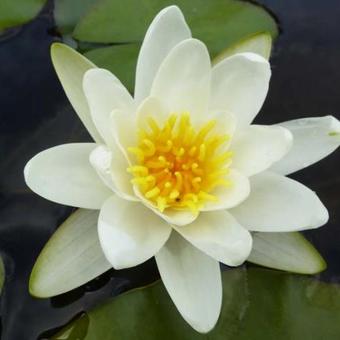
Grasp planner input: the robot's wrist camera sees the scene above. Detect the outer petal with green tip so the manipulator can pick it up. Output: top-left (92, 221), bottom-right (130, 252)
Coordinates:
top-left (271, 116), bottom-right (340, 175)
top-left (213, 33), bottom-right (272, 64)
top-left (248, 232), bottom-right (327, 274)
top-left (30, 209), bottom-right (111, 298)
top-left (51, 43), bottom-right (103, 142)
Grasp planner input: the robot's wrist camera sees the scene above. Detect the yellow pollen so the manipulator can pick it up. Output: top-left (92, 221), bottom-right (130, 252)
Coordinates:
top-left (128, 113), bottom-right (233, 212)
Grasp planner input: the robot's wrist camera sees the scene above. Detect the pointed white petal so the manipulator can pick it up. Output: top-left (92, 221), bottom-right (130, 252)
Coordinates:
top-left (210, 52), bottom-right (271, 127)
top-left (174, 211), bottom-right (252, 266)
top-left (151, 38), bottom-right (211, 117)
top-left (24, 144), bottom-right (112, 209)
top-left (83, 68), bottom-right (135, 146)
top-left (135, 6), bottom-right (191, 103)
top-left (248, 232), bottom-right (327, 274)
top-left (231, 125), bottom-right (293, 176)
top-left (230, 172), bottom-right (329, 232)
top-left (51, 43), bottom-right (103, 142)
top-left (98, 196), bottom-right (171, 269)
top-left (30, 209), bottom-right (111, 297)
top-left (213, 33), bottom-right (272, 64)
top-left (155, 233), bottom-right (222, 333)
top-left (133, 185), bottom-right (198, 226)
top-left (201, 170), bottom-right (250, 211)
top-left (271, 115), bottom-right (340, 175)
top-left (111, 109), bottom-right (138, 163)
top-left (89, 145), bottom-right (137, 201)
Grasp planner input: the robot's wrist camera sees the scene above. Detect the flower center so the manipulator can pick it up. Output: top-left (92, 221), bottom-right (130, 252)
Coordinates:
top-left (127, 113), bottom-right (233, 213)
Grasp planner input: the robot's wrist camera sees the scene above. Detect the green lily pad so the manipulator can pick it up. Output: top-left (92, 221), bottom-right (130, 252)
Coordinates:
top-left (68, 0), bottom-right (278, 91)
top-left (0, 0), bottom-right (47, 32)
top-left (78, 1), bottom-right (277, 92)
top-left (236, 268), bottom-right (340, 340)
top-left (50, 268), bottom-right (340, 339)
top-left (84, 43), bottom-right (140, 93)
top-left (73, 0), bottom-right (278, 57)
top-left (54, 0), bottom-right (97, 34)
top-left (50, 269), bottom-right (248, 339)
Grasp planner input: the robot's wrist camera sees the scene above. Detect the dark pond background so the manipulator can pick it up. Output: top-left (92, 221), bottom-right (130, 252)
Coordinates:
top-left (0, 0), bottom-right (339, 339)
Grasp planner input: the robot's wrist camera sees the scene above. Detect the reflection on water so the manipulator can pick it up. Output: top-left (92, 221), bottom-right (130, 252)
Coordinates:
top-left (0, 0), bottom-right (340, 339)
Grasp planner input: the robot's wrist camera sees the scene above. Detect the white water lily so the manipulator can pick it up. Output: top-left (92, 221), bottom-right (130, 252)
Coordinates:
top-left (24, 6), bottom-right (339, 333)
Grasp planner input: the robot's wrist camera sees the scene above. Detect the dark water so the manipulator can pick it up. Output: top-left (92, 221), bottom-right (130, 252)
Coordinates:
top-left (0, 0), bottom-right (339, 339)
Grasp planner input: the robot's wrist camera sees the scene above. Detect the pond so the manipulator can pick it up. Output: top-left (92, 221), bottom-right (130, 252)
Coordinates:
top-left (0, 0), bottom-right (339, 339)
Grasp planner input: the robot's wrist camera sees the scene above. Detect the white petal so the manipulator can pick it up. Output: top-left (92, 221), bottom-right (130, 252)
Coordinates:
top-left (89, 144), bottom-right (137, 201)
top-left (98, 196), bottom-right (171, 269)
top-left (174, 210), bottom-right (252, 266)
top-left (133, 186), bottom-right (198, 226)
top-left (231, 125), bottom-right (293, 176)
top-left (210, 52), bottom-right (271, 127)
top-left (271, 115), bottom-right (340, 175)
top-left (134, 6), bottom-right (191, 104)
top-left (201, 169), bottom-right (250, 211)
top-left (30, 209), bottom-right (111, 297)
top-left (24, 144), bottom-right (112, 209)
top-left (111, 108), bottom-right (138, 163)
top-left (83, 68), bottom-right (135, 146)
top-left (230, 171), bottom-right (329, 232)
top-left (155, 233), bottom-right (222, 333)
top-left (151, 38), bottom-right (211, 117)
top-left (248, 232), bottom-right (327, 274)
top-left (51, 43), bottom-right (103, 142)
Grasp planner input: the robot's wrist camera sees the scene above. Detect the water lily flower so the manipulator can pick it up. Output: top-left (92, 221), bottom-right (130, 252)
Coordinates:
top-left (24, 6), bottom-right (339, 333)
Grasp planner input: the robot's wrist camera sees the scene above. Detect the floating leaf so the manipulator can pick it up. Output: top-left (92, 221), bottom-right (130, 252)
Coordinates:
top-left (236, 269), bottom-right (340, 339)
top-left (51, 269), bottom-right (248, 339)
top-left (0, 0), bottom-right (47, 32)
top-left (30, 209), bottom-right (111, 298)
top-left (84, 44), bottom-right (140, 93)
top-left (248, 232), bottom-right (327, 274)
top-left (73, 0), bottom-right (278, 57)
top-left (50, 43), bottom-right (103, 143)
top-left (68, 0), bottom-right (278, 91)
top-left (54, 0), bottom-right (97, 34)
top-left (50, 268), bottom-right (340, 339)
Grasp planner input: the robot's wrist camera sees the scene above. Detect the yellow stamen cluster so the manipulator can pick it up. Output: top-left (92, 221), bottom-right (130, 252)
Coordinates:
top-left (127, 113), bottom-right (233, 213)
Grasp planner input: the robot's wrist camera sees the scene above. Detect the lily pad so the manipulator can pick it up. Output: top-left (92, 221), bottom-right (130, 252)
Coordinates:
top-left (54, 0), bottom-right (97, 34)
top-left (84, 43), bottom-right (140, 93)
top-left (73, 0), bottom-right (278, 57)
top-left (0, 0), bottom-right (47, 32)
top-left (236, 268), bottom-right (340, 339)
top-left (68, 0), bottom-right (278, 91)
top-left (50, 268), bottom-right (340, 339)
top-left (50, 269), bottom-right (248, 339)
